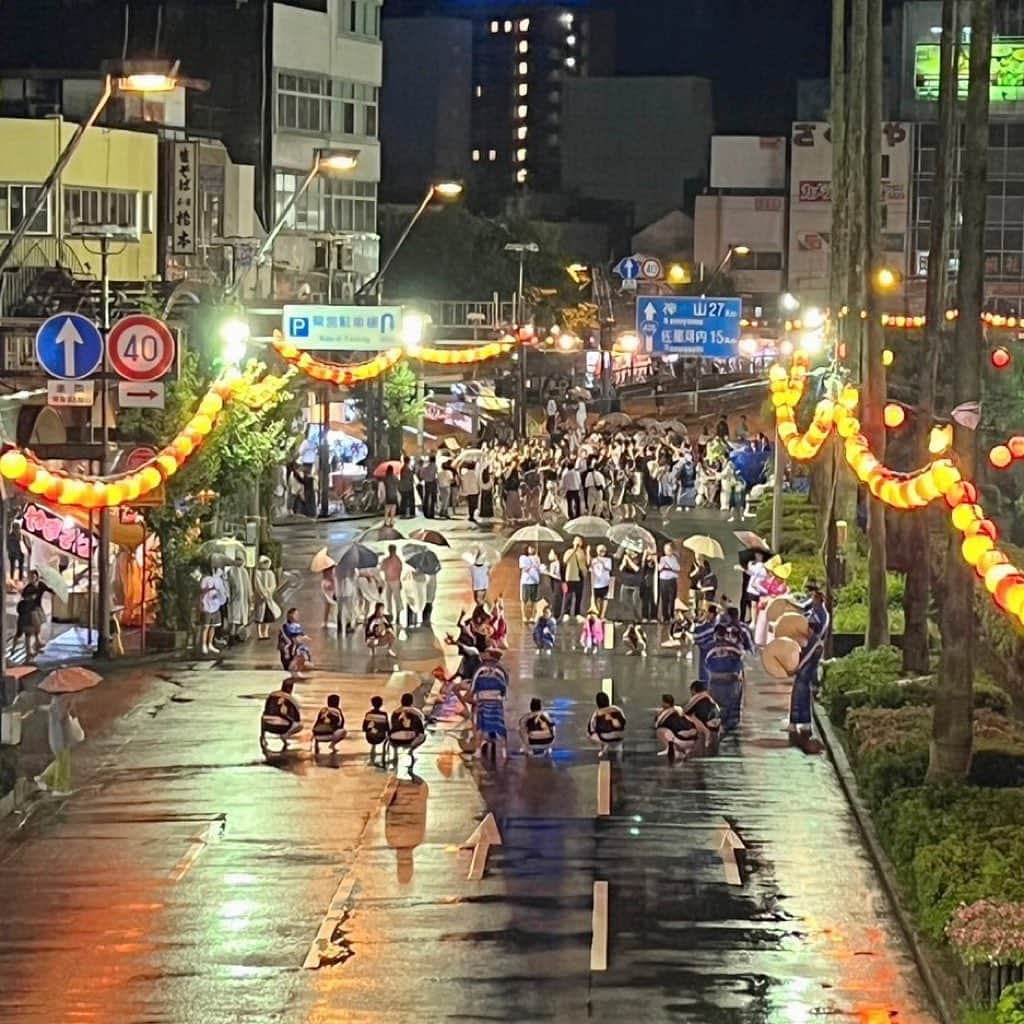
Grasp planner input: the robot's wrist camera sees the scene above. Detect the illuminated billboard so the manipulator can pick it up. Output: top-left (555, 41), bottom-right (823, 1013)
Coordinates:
top-left (914, 39), bottom-right (1024, 102)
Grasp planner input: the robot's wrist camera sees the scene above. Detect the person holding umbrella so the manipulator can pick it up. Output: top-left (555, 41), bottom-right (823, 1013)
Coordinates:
top-left (518, 543), bottom-right (543, 624)
top-left (33, 667), bottom-right (98, 796)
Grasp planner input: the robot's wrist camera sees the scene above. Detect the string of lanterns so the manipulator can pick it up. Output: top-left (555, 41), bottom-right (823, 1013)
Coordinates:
top-left (271, 331), bottom-right (513, 382)
top-left (0, 379), bottom-right (236, 509)
top-left (771, 355), bottom-right (1024, 624)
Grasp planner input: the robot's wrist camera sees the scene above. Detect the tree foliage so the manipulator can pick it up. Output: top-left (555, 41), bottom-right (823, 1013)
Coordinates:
top-left (382, 362), bottom-right (422, 459)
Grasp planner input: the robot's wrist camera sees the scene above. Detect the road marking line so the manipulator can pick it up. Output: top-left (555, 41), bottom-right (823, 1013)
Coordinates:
top-left (463, 812), bottom-right (503, 881)
top-left (169, 816), bottom-right (225, 882)
top-left (591, 880), bottom-right (609, 971)
top-left (603, 622), bottom-right (615, 649)
top-left (716, 820), bottom-right (746, 886)
top-left (302, 876), bottom-right (357, 969)
top-left (597, 760), bottom-right (611, 816)
top-left (601, 676), bottom-right (613, 699)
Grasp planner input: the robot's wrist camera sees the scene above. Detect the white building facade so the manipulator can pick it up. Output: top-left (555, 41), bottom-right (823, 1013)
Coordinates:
top-left (271, 0), bottom-right (382, 299)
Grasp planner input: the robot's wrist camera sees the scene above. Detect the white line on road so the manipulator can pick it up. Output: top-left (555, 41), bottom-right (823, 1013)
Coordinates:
top-left (601, 677), bottom-right (614, 699)
top-left (463, 812), bottom-right (503, 880)
top-left (169, 816), bottom-right (225, 882)
top-left (716, 820), bottom-right (746, 886)
top-left (591, 880), bottom-right (609, 971)
top-left (597, 760), bottom-right (611, 817)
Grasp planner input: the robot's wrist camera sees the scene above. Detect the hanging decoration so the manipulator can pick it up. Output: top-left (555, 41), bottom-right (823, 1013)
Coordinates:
top-left (771, 352), bottom-right (1024, 625)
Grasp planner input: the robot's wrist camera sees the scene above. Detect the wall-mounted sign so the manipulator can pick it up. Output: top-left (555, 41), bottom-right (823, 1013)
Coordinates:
top-left (170, 142), bottom-right (198, 255)
top-left (282, 305), bottom-right (403, 351)
top-left (21, 503), bottom-right (97, 560)
top-left (915, 40), bottom-right (1024, 103)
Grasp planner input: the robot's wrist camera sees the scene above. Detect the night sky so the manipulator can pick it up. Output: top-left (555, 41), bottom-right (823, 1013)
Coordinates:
top-left (385, 0), bottom-right (834, 133)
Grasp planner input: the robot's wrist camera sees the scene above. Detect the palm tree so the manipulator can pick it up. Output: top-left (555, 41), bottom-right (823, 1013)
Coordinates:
top-left (928, 0), bottom-right (991, 782)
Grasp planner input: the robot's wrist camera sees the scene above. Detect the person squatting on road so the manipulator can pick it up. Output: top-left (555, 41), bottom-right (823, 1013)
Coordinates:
top-left (261, 679), bottom-right (302, 751)
top-left (311, 693), bottom-right (346, 754)
top-left (389, 693), bottom-right (427, 766)
top-left (655, 693), bottom-right (703, 759)
top-left (519, 697), bottom-right (556, 756)
top-left (362, 695), bottom-right (390, 762)
top-left (588, 691), bottom-right (627, 757)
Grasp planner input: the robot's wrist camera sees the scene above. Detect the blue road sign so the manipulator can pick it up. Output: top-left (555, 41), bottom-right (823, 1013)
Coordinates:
top-left (637, 297), bottom-right (742, 358)
top-left (35, 313), bottom-right (104, 380)
top-left (614, 256), bottom-right (641, 281)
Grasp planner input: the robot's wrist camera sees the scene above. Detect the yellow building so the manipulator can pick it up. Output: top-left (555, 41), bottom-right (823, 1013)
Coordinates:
top-left (0, 117), bottom-right (158, 281)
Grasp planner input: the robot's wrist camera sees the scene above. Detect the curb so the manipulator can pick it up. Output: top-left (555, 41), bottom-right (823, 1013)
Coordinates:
top-left (813, 704), bottom-right (960, 1024)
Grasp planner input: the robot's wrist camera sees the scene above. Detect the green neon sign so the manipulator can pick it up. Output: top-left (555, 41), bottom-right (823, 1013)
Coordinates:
top-left (915, 39), bottom-right (1024, 102)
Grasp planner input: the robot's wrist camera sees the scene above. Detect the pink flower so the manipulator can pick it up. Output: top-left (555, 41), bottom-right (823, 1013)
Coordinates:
top-left (948, 900), bottom-right (1024, 966)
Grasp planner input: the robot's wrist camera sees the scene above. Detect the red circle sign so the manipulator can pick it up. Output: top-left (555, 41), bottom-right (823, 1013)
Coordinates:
top-left (108, 315), bottom-right (176, 382)
top-left (124, 446), bottom-right (157, 472)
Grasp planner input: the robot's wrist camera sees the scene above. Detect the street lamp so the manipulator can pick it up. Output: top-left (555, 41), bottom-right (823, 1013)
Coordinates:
top-left (225, 147), bottom-right (360, 300)
top-left (780, 291), bottom-right (800, 312)
top-left (0, 58), bottom-right (188, 275)
top-left (219, 316), bottom-right (250, 367)
top-left (355, 180), bottom-right (463, 301)
top-left (504, 241), bottom-right (540, 436)
top-left (702, 243), bottom-right (749, 296)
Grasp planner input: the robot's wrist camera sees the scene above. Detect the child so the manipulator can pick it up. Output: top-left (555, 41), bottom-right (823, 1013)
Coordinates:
top-left (623, 622), bottom-right (647, 656)
top-left (362, 695), bottom-right (390, 762)
top-left (278, 607), bottom-right (313, 677)
top-left (533, 608), bottom-right (556, 653)
top-left (518, 697), bottom-right (556, 756)
top-left (311, 693), bottom-right (346, 754)
top-left (580, 610), bottom-right (605, 654)
top-left (490, 597), bottom-right (509, 650)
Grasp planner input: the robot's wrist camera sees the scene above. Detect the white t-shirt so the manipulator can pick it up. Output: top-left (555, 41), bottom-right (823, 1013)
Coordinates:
top-left (460, 467), bottom-right (480, 496)
top-left (658, 554), bottom-right (681, 581)
top-left (561, 467), bottom-right (581, 492)
top-left (519, 555), bottom-right (542, 587)
top-left (590, 556), bottom-right (612, 589)
top-left (470, 562), bottom-right (490, 591)
top-left (546, 399), bottom-right (557, 417)
top-left (747, 561), bottom-right (769, 596)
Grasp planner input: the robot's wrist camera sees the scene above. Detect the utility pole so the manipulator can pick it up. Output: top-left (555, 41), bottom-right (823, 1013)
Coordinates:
top-left (504, 241), bottom-right (539, 437)
top-left (97, 234), bottom-right (112, 658)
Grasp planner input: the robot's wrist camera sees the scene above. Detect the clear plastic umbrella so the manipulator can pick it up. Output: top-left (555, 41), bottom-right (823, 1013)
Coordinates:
top-left (460, 544), bottom-right (502, 567)
top-left (564, 515), bottom-right (612, 540)
top-left (36, 566), bottom-right (69, 602)
top-left (608, 523), bottom-right (657, 554)
top-left (503, 525), bottom-right (563, 553)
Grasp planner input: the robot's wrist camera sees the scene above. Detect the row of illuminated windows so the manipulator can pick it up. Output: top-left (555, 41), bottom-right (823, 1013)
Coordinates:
top-left (339, 0), bottom-right (380, 39)
top-left (276, 72), bottom-right (378, 138)
top-left (0, 183), bottom-right (152, 236)
top-left (273, 171), bottom-right (377, 234)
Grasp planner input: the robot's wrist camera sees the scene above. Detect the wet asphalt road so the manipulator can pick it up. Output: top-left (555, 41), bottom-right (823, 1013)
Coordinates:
top-left (0, 509), bottom-right (935, 1024)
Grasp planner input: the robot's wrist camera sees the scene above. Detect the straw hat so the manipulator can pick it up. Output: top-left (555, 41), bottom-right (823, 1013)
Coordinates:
top-left (761, 637), bottom-right (802, 678)
top-left (774, 611), bottom-right (811, 643)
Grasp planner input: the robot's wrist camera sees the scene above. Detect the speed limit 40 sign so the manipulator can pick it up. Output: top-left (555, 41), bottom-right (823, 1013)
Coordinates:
top-left (107, 314), bottom-right (176, 382)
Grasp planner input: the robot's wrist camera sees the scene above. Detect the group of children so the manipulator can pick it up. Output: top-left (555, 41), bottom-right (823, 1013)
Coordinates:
top-left (260, 683), bottom-right (427, 767)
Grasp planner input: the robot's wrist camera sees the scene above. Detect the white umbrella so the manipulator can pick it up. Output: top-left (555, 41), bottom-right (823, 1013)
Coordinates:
top-left (37, 566), bottom-right (69, 602)
top-left (503, 525), bottom-right (563, 552)
top-left (309, 547), bottom-right (337, 573)
top-left (637, 417), bottom-right (662, 430)
top-left (608, 523), bottom-right (657, 554)
top-left (564, 515), bottom-right (613, 540)
top-left (683, 534), bottom-right (725, 560)
top-left (595, 412), bottom-right (633, 432)
top-left (663, 419), bottom-right (688, 436)
top-left (455, 448), bottom-right (485, 465)
top-left (460, 544), bottom-right (502, 568)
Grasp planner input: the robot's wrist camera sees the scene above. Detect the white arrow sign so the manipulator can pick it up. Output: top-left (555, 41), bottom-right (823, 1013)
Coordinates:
top-left (716, 820), bottom-right (746, 885)
top-left (56, 318), bottom-right (85, 377)
top-left (643, 302), bottom-right (657, 321)
top-left (462, 812), bottom-right (503, 880)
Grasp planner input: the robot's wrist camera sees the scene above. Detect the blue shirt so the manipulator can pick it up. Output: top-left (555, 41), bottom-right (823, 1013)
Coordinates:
top-left (706, 642), bottom-right (744, 681)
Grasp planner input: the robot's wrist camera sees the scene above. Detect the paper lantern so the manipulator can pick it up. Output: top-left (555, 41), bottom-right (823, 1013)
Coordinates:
top-left (0, 450), bottom-right (27, 480)
top-left (951, 503), bottom-right (983, 531)
top-left (962, 534), bottom-right (994, 566)
top-left (932, 462), bottom-right (962, 494)
top-left (883, 349), bottom-right (894, 366)
top-left (992, 347), bottom-right (1012, 369)
top-left (106, 483), bottom-right (124, 507)
top-left (198, 393), bottom-right (224, 417)
top-left (157, 453), bottom-right (179, 477)
top-left (943, 479), bottom-right (975, 508)
top-left (985, 562), bottom-right (1017, 594)
top-left (60, 478), bottom-right (86, 506)
top-left (990, 445), bottom-right (1013, 469)
top-left (839, 386), bottom-right (860, 410)
top-left (1002, 579), bottom-right (1024, 617)
top-left (970, 518), bottom-right (1000, 541)
top-left (174, 436), bottom-right (195, 458)
top-left (28, 469), bottom-right (52, 495)
top-left (977, 550), bottom-right (1008, 577)
top-left (191, 414), bottom-right (213, 436)
top-left (89, 481), bottom-right (109, 508)
top-left (122, 476), bottom-right (141, 502)
top-left (139, 466), bottom-right (162, 492)
top-left (884, 403), bottom-right (906, 428)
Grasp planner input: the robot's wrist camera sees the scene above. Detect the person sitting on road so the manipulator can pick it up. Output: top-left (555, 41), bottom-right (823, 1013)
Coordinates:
top-left (311, 693), bottom-right (346, 754)
top-left (623, 621), bottom-right (647, 656)
top-left (261, 679), bottom-right (302, 751)
top-left (683, 679), bottom-right (722, 757)
top-left (654, 692), bottom-right (698, 759)
top-left (365, 601), bottom-right (397, 659)
top-left (362, 695), bottom-right (390, 761)
top-left (389, 692), bottom-right (427, 766)
top-left (532, 608), bottom-right (557, 653)
top-left (518, 697), bottom-right (556, 757)
top-left (587, 691), bottom-right (627, 758)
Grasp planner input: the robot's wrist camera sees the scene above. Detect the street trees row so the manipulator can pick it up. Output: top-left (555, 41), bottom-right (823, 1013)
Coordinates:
top-left (828, 0), bottom-right (993, 781)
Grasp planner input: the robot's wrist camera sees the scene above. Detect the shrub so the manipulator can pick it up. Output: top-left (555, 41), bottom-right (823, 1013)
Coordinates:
top-left (877, 787), bottom-right (1024, 879)
top-left (821, 646), bottom-right (905, 725)
top-left (948, 900), bottom-right (1024, 967)
top-left (911, 827), bottom-right (1024, 940)
top-left (998, 982), bottom-right (1024, 1024)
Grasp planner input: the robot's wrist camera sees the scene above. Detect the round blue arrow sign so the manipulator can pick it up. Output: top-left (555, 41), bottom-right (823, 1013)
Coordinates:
top-left (35, 313), bottom-right (103, 380)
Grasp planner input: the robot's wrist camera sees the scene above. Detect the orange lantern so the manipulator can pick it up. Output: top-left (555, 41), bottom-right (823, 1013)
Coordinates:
top-left (139, 466), bottom-right (162, 492)
top-left (60, 478), bottom-right (86, 507)
top-left (158, 453), bottom-right (179, 477)
top-left (883, 403), bottom-right (906, 428)
top-left (992, 347), bottom-right (1012, 369)
top-left (985, 562), bottom-right (1016, 594)
top-left (198, 393), bottom-right (224, 418)
top-left (962, 534), bottom-right (994, 566)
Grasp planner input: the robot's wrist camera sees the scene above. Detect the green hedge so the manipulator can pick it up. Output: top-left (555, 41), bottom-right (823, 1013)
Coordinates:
top-left (822, 647), bottom-right (1011, 727)
top-left (912, 827), bottom-right (1024, 941)
top-left (876, 786), bottom-right (1024, 884)
top-left (845, 707), bottom-right (1024, 809)
top-left (998, 982), bottom-right (1024, 1024)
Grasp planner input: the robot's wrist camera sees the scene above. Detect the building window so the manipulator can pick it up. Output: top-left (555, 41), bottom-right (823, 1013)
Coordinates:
top-left (518, 17), bottom-right (530, 31)
top-left (518, 40), bottom-right (529, 54)
top-left (490, 20), bottom-right (499, 33)
top-left (504, 20), bottom-right (512, 32)
top-left (472, 149), bottom-right (481, 162)
top-left (518, 62), bottom-right (529, 76)
top-left (488, 149), bottom-right (497, 161)
top-left (475, 85), bottom-right (483, 98)
top-left (517, 126), bottom-right (528, 140)
top-left (339, 0), bottom-right (380, 39)
top-left (517, 104), bottom-right (528, 118)
top-left (516, 168), bottom-right (528, 184)
top-left (0, 184), bottom-right (50, 235)
top-left (518, 83), bottom-right (529, 97)
top-left (64, 187), bottom-right (141, 235)
top-left (274, 170), bottom-right (377, 234)
top-left (565, 56), bottom-right (577, 69)
top-left (516, 148), bottom-right (527, 162)
top-left (277, 72), bottom-right (379, 138)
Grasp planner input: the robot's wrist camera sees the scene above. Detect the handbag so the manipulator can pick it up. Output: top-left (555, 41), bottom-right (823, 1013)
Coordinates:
top-left (68, 715), bottom-right (85, 745)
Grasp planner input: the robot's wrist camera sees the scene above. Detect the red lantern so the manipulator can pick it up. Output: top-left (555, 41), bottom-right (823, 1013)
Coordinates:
top-left (992, 347), bottom-right (1012, 369)
top-left (990, 445), bottom-right (1013, 469)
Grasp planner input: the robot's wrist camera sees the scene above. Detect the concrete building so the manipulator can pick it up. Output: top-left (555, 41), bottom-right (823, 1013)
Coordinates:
top-left (381, 17), bottom-right (473, 204)
top-left (562, 77), bottom-right (713, 228)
